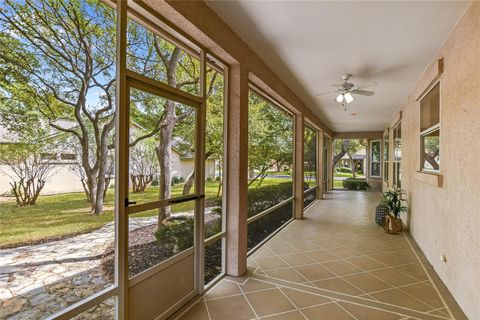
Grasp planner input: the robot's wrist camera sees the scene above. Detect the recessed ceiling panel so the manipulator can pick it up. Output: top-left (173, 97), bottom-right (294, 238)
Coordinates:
top-left (206, 1), bottom-right (468, 132)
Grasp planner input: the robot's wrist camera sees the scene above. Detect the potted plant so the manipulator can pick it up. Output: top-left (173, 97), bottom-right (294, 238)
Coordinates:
top-left (381, 188), bottom-right (408, 234)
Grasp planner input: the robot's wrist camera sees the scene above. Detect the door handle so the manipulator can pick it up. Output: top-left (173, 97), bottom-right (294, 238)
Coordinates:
top-left (169, 194), bottom-right (205, 205)
top-left (125, 199), bottom-right (137, 207)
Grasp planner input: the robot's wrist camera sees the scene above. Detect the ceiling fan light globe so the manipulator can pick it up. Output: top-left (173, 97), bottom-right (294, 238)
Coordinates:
top-left (344, 92), bottom-right (354, 103)
top-left (336, 94), bottom-right (344, 103)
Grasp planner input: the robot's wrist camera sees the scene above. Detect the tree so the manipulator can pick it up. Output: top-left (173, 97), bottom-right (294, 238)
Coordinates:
top-left (0, 0), bottom-right (220, 222)
top-left (181, 70), bottom-right (224, 196)
top-left (129, 138), bottom-right (158, 193)
top-left (304, 127), bottom-right (317, 187)
top-left (333, 139), bottom-right (365, 178)
top-left (248, 92), bottom-right (294, 187)
top-left (0, 0), bottom-right (118, 214)
top-left (0, 143), bottom-right (55, 206)
top-left (333, 139), bottom-right (348, 167)
top-left (423, 136), bottom-right (439, 170)
top-left (127, 20), bottom-right (223, 223)
top-left (0, 0), bottom-right (170, 214)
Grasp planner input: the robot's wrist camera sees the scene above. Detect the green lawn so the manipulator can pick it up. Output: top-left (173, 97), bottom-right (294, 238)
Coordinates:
top-left (0, 177), bottom-right (291, 247)
top-left (334, 172), bottom-right (365, 178)
top-left (267, 170), bottom-right (317, 178)
top-left (333, 180), bottom-right (344, 189)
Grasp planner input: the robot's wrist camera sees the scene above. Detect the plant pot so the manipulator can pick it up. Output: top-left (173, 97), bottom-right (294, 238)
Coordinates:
top-left (383, 215), bottom-right (403, 234)
top-left (375, 204), bottom-right (389, 226)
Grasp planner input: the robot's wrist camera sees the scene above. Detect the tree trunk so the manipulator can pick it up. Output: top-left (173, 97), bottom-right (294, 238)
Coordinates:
top-left (333, 140), bottom-right (349, 167)
top-left (348, 152), bottom-right (356, 179)
top-left (131, 174), bottom-right (153, 193)
top-left (182, 171), bottom-right (195, 195)
top-left (182, 151), bottom-right (213, 195)
top-left (424, 151), bottom-right (440, 170)
top-left (156, 101), bottom-right (176, 225)
top-left (90, 140), bottom-right (109, 214)
top-left (249, 167), bottom-right (255, 180)
top-left (86, 174), bottom-right (98, 213)
top-left (94, 173), bottom-right (106, 215)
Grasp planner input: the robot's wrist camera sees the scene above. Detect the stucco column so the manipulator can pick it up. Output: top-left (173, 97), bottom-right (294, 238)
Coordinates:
top-left (327, 137), bottom-right (334, 191)
top-left (318, 129), bottom-right (324, 199)
top-left (294, 114), bottom-right (304, 219)
top-left (225, 64), bottom-right (249, 276)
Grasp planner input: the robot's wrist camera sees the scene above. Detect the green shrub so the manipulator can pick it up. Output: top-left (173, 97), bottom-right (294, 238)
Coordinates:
top-left (205, 216), bottom-right (222, 238)
top-left (343, 178), bottom-right (370, 191)
top-left (155, 218), bottom-right (193, 252)
top-left (171, 176), bottom-right (185, 186)
top-left (336, 167), bottom-right (352, 173)
top-left (247, 182), bottom-right (293, 218)
top-left (151, 177), bottom-right (159, 186)
top-left (206, 176), bottom-right (213, 182)
top-left (214, 181), bottom-right (293, 219)
top-left (248, 202), bottom-right (293, 251)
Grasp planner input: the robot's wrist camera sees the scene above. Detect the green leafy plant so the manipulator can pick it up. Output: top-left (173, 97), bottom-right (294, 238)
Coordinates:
top-left (336, 167), bottom-right (352, 173)
top-left (343, 178), bottom-right (370, 191)
top-left (381, 188), bottom-right (408, 219)
top-left (171, 176), bottom-right (185, 186)
top-left (155, 218), bottom-right (193, 252)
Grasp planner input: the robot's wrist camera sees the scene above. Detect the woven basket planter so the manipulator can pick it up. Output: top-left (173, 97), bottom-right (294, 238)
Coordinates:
top-left (375, 204), bottom-right (389, 226)
top-left (383, 215), bottom-right (403, 234)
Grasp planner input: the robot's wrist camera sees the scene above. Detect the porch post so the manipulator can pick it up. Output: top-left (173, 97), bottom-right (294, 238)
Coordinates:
top-left (328, 137), bottom-right (334, 191)
top-left (225, 64), bottom-right (249, 276)
top-left (115, 1), bottom-right (128, 318)
top-left (318, 129), bottom-right (324, 199)
top-left (294, 114), bottom-right (304, 219)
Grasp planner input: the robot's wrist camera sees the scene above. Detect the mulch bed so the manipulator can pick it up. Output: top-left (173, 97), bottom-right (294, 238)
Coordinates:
top-left (101, 224), bottom-right (173, 280)
top-left (101, 214), bottom-right (222, 282)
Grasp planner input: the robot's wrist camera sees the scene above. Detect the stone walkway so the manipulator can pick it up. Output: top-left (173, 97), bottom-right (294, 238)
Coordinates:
top-left (0, 208), bottom-right (221, 320)
top-left (0, 217), bottom-right (157, 320)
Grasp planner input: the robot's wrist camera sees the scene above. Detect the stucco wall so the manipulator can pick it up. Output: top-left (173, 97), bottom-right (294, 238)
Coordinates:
top-left (395, 3), bottom-right (480, 318)
top-left (0, 157), bottom-right (216, 196)
top-left (0, 164), bottom-right (85, 196)
top-left (171, 153), bottom-right (216, 179)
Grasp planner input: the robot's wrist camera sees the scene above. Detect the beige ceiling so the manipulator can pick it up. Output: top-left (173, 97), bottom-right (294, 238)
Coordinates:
top-left (206, 1), bottom-right (469, 132)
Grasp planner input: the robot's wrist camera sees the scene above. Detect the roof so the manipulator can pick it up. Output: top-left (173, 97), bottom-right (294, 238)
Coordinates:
top-left (341, 148), bottom-right (366, 160)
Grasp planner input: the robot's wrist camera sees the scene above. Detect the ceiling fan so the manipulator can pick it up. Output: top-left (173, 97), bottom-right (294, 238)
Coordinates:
top-left (316, 74), bottom-right (376, 105)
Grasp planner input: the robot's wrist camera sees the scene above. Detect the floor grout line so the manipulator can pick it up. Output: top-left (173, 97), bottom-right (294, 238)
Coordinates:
top-left (238, 279), bottom-right (260, 320)
top-left (177, 192), bottom-right (461, 320)
top-left (335, 300), bottom-right (360, 320)
top-left (403, 233), bottom-right (456, 320)
top-left (251, 265), bottom-right (456, 320)
top-left (203, 299), bottom-right (212, 320)
top-left (276, 286), bottom-right (310, 320)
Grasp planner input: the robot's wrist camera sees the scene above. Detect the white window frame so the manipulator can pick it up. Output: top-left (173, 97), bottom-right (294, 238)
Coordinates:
top-left (303, 123), bottom-right (319, 211)
top-left (369, 139), bottom-right (382, 178)
top-left (383, 134), bottom-right (389, 183)
top-left (419, 82), bottom-right (441, 173)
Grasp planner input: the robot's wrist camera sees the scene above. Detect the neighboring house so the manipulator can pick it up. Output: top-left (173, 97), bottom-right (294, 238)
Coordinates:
top-left (171, 147), bottom-right (217, 180)
top-left (336, 148), bottom-right (366, 174)
top-left (0, 120), bottom-right (85, 196)
top-left (0, 122), bottom-right (217, 197)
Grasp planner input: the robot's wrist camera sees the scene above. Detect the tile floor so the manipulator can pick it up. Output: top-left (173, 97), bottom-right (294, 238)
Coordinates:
top-left (176, 191), bottom-right (465, 320)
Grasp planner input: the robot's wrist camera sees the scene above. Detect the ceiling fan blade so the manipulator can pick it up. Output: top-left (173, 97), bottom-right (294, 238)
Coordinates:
top-left (355, 81), bottom-right (378, 90)
top-left (351, 89), bottom-right (375, 96)
top-left (314, 90), bottom-right (338, 96)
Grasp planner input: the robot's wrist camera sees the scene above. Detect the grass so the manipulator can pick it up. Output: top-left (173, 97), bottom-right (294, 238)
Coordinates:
top-left (0, 177), bottom-right (292, 247)
top-left (333, 180), bottom-right (344, 189)
top-left (268, 170), bottom-right (317, 178)
top-left (334, 172), bottom-right (365, 178)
